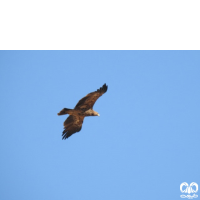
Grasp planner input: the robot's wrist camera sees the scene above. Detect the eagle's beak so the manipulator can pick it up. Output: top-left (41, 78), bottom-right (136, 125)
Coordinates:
top-left (97, 114), bottom-right (100, 116)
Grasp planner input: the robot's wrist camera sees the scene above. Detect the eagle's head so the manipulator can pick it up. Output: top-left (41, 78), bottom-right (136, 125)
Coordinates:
top-left (84, 109), bottom-right (100, 116)
top-left (93, 111), bottom-right (100, 116)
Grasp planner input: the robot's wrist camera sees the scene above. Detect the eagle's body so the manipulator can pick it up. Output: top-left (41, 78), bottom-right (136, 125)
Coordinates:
top-left (58, 84), bottom-right (108, 139)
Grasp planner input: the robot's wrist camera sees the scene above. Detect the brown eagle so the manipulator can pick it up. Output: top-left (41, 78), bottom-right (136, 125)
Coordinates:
top-left (58, 84), bottom-right (108, 139)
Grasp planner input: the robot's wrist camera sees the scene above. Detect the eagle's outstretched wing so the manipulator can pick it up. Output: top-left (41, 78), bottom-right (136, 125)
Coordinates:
top-left (62, 115), bottom-right (85, 139)
top-left (74, 83), bottom-right (108, 110)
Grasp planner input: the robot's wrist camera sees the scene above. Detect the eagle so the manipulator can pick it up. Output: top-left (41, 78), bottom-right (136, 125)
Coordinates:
top-left (58, 83), bottom-right (108, 139)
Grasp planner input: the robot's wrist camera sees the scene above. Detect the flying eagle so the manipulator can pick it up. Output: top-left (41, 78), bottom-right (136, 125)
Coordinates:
top-left (58, 83), bottom-right (108, 139)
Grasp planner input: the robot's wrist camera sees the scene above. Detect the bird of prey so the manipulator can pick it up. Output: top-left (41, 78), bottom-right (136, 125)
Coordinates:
top-left (58, 84), bottom-right (108, 139)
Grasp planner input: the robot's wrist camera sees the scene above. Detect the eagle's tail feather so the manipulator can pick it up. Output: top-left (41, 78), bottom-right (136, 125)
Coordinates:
top-left (57, 108), bottom-right (72, 115)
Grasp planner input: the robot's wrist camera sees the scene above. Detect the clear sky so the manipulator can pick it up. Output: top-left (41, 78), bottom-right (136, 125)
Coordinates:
top-left (0, 51), bottom-right (200, 200)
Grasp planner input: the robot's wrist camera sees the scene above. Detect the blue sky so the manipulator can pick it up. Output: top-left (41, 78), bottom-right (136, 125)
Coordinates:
top-left (0, 51), bottom-right (200, 200)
